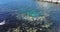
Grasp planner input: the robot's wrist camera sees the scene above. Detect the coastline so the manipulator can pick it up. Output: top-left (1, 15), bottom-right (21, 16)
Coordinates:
top-left (37, 0), bottom-right (60, 4)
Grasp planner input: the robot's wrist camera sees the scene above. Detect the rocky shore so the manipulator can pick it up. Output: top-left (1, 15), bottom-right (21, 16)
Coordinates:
top-left (37, 0), bottom-right (60, 4)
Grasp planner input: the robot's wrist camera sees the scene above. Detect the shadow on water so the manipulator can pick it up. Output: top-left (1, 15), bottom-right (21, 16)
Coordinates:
top-left (0, 11), bottom-right (19, 32)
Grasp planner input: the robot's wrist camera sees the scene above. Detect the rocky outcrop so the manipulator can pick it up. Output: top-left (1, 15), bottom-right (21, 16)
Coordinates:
top-left (38, 0), bottom-right (60, 4)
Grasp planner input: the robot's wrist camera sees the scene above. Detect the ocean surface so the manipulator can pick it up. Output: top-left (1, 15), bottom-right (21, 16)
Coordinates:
top-left (0, 0), bottom-right (60, 32)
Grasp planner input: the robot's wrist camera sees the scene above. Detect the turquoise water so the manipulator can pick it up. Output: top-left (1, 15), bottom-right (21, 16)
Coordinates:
top-left (0, 0), bottom-right (44, 17)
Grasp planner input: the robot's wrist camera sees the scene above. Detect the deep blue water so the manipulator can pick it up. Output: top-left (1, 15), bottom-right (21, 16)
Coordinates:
top-left (0, 0), bottom-right (60, 32)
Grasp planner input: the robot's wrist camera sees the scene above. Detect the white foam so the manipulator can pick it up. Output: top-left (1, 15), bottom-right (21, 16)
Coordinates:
top-left (0, 20), bottom-right (5, 25)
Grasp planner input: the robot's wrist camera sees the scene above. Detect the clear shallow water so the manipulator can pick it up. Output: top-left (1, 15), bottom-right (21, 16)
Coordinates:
top-left (37, 2), bottom-right (60, 24)
top-left (37, 2), bottom-right (60, 32)
top-left (0, 0), bottom-right (60, 32)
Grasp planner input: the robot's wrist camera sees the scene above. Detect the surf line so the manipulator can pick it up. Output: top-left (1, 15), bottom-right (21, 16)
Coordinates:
top-left (0, 20), bottom-right (5, 25)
